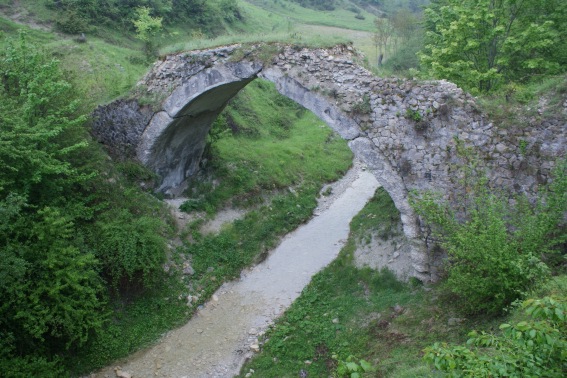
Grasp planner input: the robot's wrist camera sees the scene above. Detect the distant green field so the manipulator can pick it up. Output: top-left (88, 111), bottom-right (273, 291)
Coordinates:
top-left (242, 0), bottom-right (376, 31)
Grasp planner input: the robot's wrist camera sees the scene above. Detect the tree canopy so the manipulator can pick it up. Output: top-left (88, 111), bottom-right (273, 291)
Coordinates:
top-left (47, 0), bottom-right (241, 35)
top-left (0, 33), bottom-right (170, 374)
top-left (419, 0), bottom-right (567, 93)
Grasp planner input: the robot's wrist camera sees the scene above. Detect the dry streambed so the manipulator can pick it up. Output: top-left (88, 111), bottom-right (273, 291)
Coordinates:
top-left (95, 162), bottom-right (379, 378)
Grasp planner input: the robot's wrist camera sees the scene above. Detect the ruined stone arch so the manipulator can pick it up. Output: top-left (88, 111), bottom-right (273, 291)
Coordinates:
top-left (93, 44), bottom-right (565, 281)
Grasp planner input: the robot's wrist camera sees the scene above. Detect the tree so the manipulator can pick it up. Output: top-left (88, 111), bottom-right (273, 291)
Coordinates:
top-left (133, 6), bottom-right (163, 57)
top-left (373, 17), bottom-right (393, 65)
top-left (0, 34), bottom-right (87, 199)
top-left (0, 34), bottom-right (105, 367)
top-left (390, 8), bottom-right (419, 44)
top-left (419, 0), bottom-right (567, 93)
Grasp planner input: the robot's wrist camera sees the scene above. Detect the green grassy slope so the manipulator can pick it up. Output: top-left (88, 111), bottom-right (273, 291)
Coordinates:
top-left (243, 0), bottom-right (377, 31)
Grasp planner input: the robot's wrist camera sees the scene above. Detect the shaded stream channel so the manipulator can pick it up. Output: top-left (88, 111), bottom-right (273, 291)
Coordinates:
top-left (95, 162), bottom-right (380, 378)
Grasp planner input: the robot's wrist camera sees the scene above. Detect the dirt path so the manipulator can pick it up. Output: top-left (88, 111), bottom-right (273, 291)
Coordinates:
top-left (95, 162), bottom-right (379, 378)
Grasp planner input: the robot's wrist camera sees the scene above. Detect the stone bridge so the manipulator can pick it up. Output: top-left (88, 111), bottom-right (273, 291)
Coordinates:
top-left (92, 43), bottom-right (566, 281)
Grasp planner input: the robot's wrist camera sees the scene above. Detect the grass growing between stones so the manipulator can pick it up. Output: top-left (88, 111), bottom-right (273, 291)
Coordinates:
top-left (237, 188), bottom-right (495, 378)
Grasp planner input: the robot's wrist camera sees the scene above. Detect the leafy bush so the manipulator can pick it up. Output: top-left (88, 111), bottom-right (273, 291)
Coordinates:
top-left (412, 161), bottom-right (566, 316)
top-left (405, 108), bottom-right (422, 122)
top-left (0, 33), bottom-right (87, 199)
top-left (424, 295), bottom-right (567, 377)
top-left (55, 9), bottom-right (91, 34)
top-left (0, 353), bottom-right (68, 378)
top-left (335, 355), bottom-right (375, 377)
top-left (95, 209), bottom-right (167, 289)
top-left (0, 34), bottom-right (106, 366)
top-left (0, 203), bottom-right (105, 354)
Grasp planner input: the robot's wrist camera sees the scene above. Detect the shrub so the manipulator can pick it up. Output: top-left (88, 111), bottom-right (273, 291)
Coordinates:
top-left (412, 161), bottom-right (566, 316)
top-left (0, 35), bottom-right (105, 363)
top-left (424, 295), bottom-right (567, 377)
top-left (383, 36), bottom-right (423, 74)
top-left (95, 209), bottom-right (167, 289)
top-left (0, 206), bottom-right (106, 352)
top-left (55, 9), bottom-right (90, 34)
top-left (352, 94), bottom-right (372, 114)
top-left (405, 108), bottom-right (422, 122)
top-left (0, 354), bottom-right (68, 378)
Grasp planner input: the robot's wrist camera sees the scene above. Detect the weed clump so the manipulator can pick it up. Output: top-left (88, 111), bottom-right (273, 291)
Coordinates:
top-left (352, 94), bottom-right (372, 115)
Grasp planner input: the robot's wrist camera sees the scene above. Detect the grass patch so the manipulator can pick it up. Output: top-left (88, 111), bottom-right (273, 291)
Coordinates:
top-left (160, 1), bottom-right (376, 57)
top-left (477, 74), bottom-right (567, 129)
top-left (184, 79), bottom-right (353, 212)
top-left (0, 17), bottom-right (149, 110)
top-left (350, 187), bottom-right (403, 246)
top-left (238, 258), bottom-right (415, 377)
top-left (51, 36), bottom-right (148, 108)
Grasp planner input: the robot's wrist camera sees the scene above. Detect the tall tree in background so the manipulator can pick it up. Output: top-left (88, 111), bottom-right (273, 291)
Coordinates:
top-left (373, 17), bottom-right (393, 65)
top-left (133, 6), bottom-right (163, 57)
top-left (390, 8), bottom-right (419, 45)
top-left (419, 0), bottom-right (567, 93)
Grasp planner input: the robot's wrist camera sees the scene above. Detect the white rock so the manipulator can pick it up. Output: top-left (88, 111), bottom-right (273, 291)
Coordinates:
top-left (115, 370), bottom-right (132, 378)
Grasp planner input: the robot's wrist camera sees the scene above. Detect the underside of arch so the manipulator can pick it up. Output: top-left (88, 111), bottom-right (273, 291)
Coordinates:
top-left (141, 79), bottom-right (255, 194)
